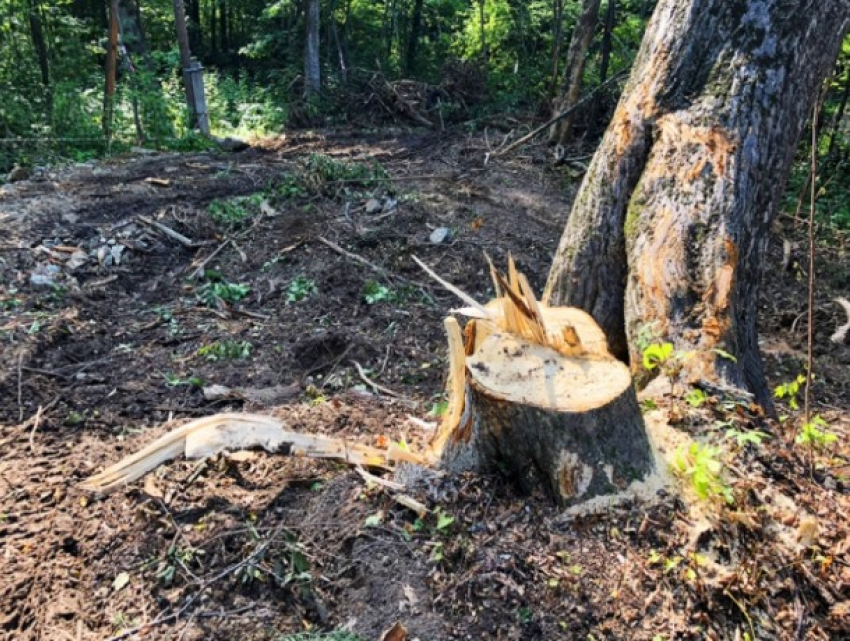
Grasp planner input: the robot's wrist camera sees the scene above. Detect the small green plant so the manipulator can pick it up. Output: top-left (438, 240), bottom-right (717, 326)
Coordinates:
top-left (796, 415), bottom-right (837, 448)
top-left (287, 276), bottom-right (317, 302)
top-left (642, 342), bottom-right (674, 371)
top-left (640, 398), bottom-right (658, 412)
top-left (362, 280), bottom-right (394, 304)
top-left (684, 388), bottom-right (708, 408)
top-left (198, 339), bottom-right (253, 361)
top-left (725, 428), bottom-right (769, 448)
top-left (163, 372), bottom-right (203, 388)
top-left (672, 442), bottom-right (733, 504)
top-left (208, 193), bottom-right (263, 227)
top-left (774, 374), bottom-right (807, 410)
top-left (197, 280), bottom-right (251, 307)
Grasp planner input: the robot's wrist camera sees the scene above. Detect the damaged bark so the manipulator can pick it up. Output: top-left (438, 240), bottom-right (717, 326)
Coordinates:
top-left (544, 0), bottom-right (850, 411)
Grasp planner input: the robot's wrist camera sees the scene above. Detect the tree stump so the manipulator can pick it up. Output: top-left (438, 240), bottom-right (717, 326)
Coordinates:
top-left (439, 305), bottom-right (655, 507)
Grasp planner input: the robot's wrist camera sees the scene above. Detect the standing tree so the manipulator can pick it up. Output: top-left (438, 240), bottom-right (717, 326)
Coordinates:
top-left (305, 0), bottom-right (321, 97)
top-left (549, 0), bottom-right (602, 145)
top-left (544, 0), bottom-right (850, 411)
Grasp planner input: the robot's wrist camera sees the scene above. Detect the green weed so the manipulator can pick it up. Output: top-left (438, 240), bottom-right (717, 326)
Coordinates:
top-left (672, 442), bottom-right (733, 504)
top-left (198, 340), bottom-right (253, 361)
top-left (197, 281), bottom-right (251, 307)
top-left (287, 276), bottom-right (317, 303)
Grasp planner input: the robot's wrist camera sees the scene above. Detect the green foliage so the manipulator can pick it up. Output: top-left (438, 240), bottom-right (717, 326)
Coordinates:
top-left (642, 342), bottom-right (674, 371)
top-left (774, 374), bottom-right (807, 410)
top-left (208, 194), bottom-right (264, 227)
top-left (362, 280), bottom-right (394, 304)
top-left (796, 415), bottom-right (837, 448)
top-left (725, 428), bottom-right (769, 448)
top-left (198, 339), bottom-right (253, 361)
top-left (197, 281), bottom-right (251, 307)
top-left (287, 276), bottom-right (317, 303)
top-left (684, 388), bottom-right (708, 408)
top-left (672, 442), bottom-right (734, 505)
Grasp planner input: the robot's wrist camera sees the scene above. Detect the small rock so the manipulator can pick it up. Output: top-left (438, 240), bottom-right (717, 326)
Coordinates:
top-left (365, 198), bottom-right (383, 214)
top-left (110, 245), bottom-right (125, 265)
top-left (66, 251), bottom-right (89, 271)
top-left (30, 264), bottom-right (62, 288)
top-left (429, 227), bottom-right (451, 244)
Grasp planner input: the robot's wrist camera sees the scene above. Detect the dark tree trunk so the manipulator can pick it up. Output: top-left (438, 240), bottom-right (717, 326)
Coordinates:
top-left (549, 0), bottom-right (564, 98)
top-left (28, 0), bottom-right (50, 89)
top-left (103, 0), bottom-right (119, 137)
top-left (544, 0), bottom-right (849, 412)
top-left (172, 0), bottom-right (197, 128)
top-left (404, 0), bottom-right (424, 76)
top-left (116, 0), bottom-right (152, 65)
top-left (218, 0), bottom-right (228, 53)
top-left (186, 0), bottom-right (202, 51)
top-left (549, 0), bottom-right (602, 145)
top-left (587, 0), bottom-right (616, 139)
top-left (304, 0), bottom-right (321, 97)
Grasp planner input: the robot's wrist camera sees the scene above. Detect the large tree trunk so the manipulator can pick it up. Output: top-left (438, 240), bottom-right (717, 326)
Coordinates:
top-left (544, 0), bottom-right (849, 411)
top-left (404, 0), bottom-right (424, 76)
top-left (549, 0), bottom-right (601, 146)
top-left (304, 0), bottom-right (321, 97)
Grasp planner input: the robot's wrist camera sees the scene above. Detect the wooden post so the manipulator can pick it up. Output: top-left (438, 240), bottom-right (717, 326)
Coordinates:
top-left (186, 62), bottom-right (210, 135)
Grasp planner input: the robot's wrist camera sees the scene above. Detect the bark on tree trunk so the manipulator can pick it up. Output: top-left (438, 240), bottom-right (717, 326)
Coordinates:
top-left (438, 301), bottom-right (655, 507)
top-left (549, 0), bottom-right (564, 98)
top-left (549, 0), bottom-right (602, 146)
top-left (172, 0), bottom-right (197, 128)
top-left (544, 0), bottom-right (849, 411)
top-left (304, 0), bottom-right (321, 97)
top-left (587, 0), bottom-right (616, 139)
top-left (103, 0), bottom-right (119, 137)
top-left (404, 0), bottom-right (424, 77)
top-left (28, 0), bottom-right (49, 89)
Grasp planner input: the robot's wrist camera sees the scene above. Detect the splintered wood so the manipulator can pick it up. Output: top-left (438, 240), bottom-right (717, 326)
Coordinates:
top-left (423, 255), bottom-right (655, 506)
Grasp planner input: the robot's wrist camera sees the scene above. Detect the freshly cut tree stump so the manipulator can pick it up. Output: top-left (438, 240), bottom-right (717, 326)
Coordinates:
top-left (430, 258), bottom-right (655, 507)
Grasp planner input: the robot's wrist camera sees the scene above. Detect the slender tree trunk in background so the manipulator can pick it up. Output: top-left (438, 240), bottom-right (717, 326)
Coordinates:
top-left (478, 0), bottom-right (488, 70)
top-left (549, 0), bottom-right (564, 98)
top-left (329, 1), bottom-right (348, 84)
top-left (172, 0), bottom-right (197, 129)
top-left (186, 0), bottom-right (201, 51)
top-left (544, 0), bottom-right (849, 412)
top-left (27, 0), bottom-right (50, 89)
top-left (549, 0), bottom-right (601, 145)
top-left (103, 0), bottom-right (119, 137)
top-left (587, 0), bottom-right (615, 138)
top-left (304, 0), bottom-right (320, 97)
top-left (827, 66), bottom-right (850, 158)
top-left (404, 0), bottom-right (424, 77)
top-left (218, 0), bottom-right (228, 53)
top-left (210, 1), bottom-right (217, 55)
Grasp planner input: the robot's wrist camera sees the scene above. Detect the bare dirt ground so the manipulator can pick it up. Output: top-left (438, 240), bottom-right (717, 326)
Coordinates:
top-left (1, 128), bottom-right (849, 640)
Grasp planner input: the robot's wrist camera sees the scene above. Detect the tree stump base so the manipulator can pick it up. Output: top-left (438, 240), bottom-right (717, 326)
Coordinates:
top-left (439, 305), bottom-right (655, 507)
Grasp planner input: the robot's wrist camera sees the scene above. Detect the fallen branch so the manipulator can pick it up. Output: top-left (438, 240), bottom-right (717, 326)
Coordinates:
top-left (495, 72), bottom-right (627, 157)
top-left (317, 236), bottom-right (430, 289)
top-left (352, 360), bottom-right (402, 398)
top-left (189, 239), bottom-right (231, 280)
top-left (81, 413), bottom-right (426, 494)
top-left (138, 215), bottom-right (198, 248)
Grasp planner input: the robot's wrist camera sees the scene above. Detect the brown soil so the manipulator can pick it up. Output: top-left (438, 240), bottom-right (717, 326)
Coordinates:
top-left (1, 128), bottom-right (849, 641)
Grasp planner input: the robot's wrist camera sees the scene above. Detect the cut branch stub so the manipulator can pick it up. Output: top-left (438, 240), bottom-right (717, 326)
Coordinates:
top-left (439, 301), bottom-right (654, 507)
